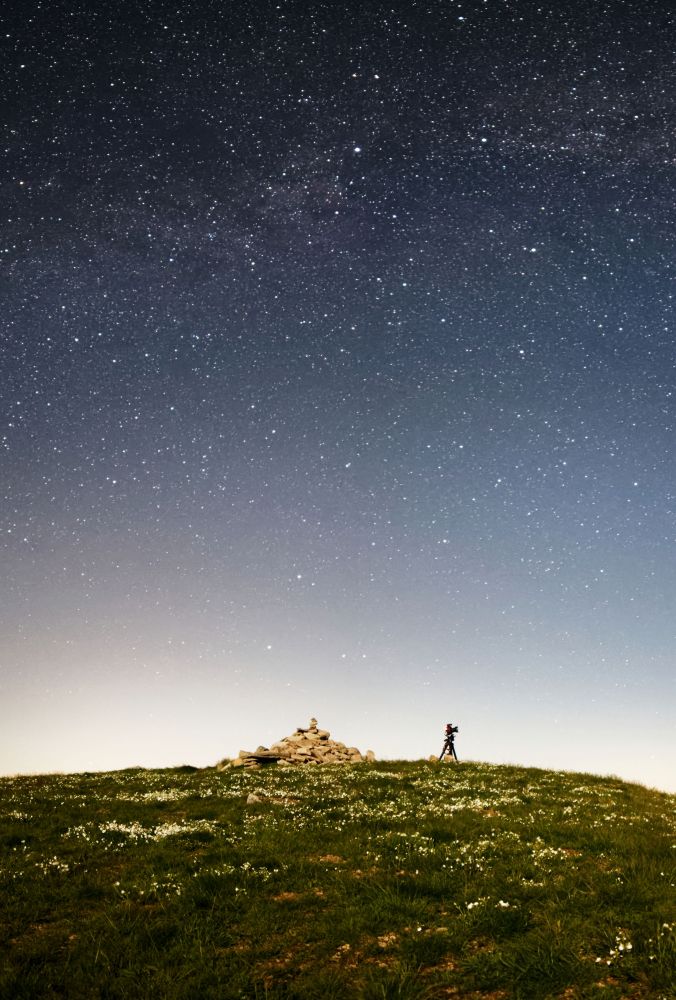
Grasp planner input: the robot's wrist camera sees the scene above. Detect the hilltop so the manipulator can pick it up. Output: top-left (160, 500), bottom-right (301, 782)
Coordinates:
top-left (0, 761), bottom-right (673, 998)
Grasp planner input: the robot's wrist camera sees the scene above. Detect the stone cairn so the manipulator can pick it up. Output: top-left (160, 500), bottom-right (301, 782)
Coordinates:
top-left (218, 718), bottom-right (376, 770)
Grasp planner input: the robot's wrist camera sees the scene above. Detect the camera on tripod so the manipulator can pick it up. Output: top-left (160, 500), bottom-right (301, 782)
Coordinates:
top-left (439, 722), bottom-right (459, 762)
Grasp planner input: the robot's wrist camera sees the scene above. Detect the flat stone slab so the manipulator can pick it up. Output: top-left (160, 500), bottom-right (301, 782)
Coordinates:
top-left (245, 751), bottom-right (287, 761)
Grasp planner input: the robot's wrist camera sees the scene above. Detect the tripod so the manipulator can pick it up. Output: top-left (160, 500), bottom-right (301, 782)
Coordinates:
top-left (439, 734), bottom-right (458, 762)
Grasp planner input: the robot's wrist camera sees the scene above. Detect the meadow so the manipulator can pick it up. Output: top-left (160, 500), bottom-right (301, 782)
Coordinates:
top-left (0, 760), bottom-right (673, 999)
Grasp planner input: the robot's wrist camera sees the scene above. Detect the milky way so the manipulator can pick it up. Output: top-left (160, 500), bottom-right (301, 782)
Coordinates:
top-left (1, 1), bottom-right (674, 788)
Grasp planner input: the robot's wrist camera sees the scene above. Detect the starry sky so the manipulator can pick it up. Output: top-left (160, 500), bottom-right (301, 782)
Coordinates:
top-left (2, 1), bottom-right (675, 791)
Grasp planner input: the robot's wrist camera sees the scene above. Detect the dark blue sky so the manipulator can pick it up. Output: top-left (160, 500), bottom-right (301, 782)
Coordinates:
top-left (1, 0), bottom-right (674, 787)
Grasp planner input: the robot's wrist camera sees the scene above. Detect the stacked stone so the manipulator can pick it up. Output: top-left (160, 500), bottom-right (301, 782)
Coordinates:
top-left (219, 718), bottom-right (376, 769)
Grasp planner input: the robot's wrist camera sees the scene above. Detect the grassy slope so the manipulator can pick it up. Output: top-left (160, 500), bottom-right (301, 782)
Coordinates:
top-left (0, 761), bottom-right (673, 999)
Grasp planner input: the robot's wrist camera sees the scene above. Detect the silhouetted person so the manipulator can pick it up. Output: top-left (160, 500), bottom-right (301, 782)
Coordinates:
top-left (439, 722), bottom-right (459, 761)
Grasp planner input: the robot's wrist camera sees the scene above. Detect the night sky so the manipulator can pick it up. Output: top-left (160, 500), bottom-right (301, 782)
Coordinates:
top-left (2, 1), bottom-right (675, 790)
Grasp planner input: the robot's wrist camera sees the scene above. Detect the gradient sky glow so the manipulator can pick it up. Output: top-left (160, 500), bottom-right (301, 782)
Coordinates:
top-left (1, 1), bottom-right (675, 791)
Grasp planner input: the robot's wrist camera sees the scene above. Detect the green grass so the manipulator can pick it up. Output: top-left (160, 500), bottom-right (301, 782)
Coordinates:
top-left (0, 761), bottom-right (673, 999)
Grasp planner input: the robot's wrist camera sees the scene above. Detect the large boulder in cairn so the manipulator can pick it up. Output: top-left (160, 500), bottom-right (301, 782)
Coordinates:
top-left (217, 718), bottom-right (376, 769)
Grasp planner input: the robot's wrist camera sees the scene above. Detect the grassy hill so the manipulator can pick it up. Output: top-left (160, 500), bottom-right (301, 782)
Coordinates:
top-left (0, 760), bottom-right (673, 999)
